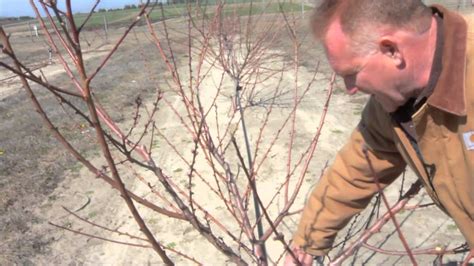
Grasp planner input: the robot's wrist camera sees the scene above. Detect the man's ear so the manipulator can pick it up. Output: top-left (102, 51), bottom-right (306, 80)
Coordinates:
top-left (379, 38), bottom-right (404, 68)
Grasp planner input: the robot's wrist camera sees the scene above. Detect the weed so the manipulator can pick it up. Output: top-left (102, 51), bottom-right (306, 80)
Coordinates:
top-left (70, 163), bottom-right (83, 173)
top-left (63, 222), bottom-right (73, 228)
top-left (88, 211), bottom-right (98, 219)
top-left (166, 242), bottom-right (177, 249)
top-left (447, 224), bottom-right (458, 231)
top-left (48, 195), bottom-right (57, 201)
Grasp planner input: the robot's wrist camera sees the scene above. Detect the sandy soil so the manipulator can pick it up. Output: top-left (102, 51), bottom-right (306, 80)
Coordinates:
top-left (0, 15), bottom-right (469, 266)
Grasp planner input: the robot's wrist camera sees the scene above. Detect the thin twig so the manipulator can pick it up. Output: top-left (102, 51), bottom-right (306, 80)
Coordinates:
top-left (78, 0), bottom-right (101, 32)
top-left (49, 222), bottom-right (152, 248)
top-left (362, 148), bottom-right (418, 265)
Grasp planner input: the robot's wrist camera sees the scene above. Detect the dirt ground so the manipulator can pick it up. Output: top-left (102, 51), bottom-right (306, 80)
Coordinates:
top-left (0, 13), bottom-right (470, 265)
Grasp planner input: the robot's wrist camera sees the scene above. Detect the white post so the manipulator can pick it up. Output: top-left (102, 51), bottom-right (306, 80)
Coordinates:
top-left (48, 47), bottom-right (52, 64)
top-left (103, 15), bottom-right (108, 43)
top-left (33, 24), bottom-right (39, 37)
top-left (28, 22), bottom-right (33, 38)
top-left (301, 0), bottom-right (304, 18)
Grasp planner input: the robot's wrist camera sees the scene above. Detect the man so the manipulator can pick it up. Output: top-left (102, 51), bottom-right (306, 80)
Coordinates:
top-left (285, 0), bottom-right (474, 264)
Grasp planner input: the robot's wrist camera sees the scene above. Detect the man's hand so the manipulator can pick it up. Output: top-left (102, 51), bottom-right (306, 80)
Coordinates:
top-left (283, 244), bottom-right (314, 266)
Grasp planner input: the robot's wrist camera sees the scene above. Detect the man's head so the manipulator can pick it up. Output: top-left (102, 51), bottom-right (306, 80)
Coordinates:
top-left (313, 0), bottom-right (436, 112)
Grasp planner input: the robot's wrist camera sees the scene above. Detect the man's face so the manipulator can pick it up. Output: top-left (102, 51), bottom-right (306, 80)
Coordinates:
top-left (324, 20), bottom-right (411, 113)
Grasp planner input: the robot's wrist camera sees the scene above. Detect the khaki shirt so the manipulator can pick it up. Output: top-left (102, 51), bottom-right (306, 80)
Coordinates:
top-left (293, 5), bottom-right (474, 255)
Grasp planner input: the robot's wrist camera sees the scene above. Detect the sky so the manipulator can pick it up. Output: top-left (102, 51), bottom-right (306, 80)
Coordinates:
top-left (0, 0), bottom-right (141, 18)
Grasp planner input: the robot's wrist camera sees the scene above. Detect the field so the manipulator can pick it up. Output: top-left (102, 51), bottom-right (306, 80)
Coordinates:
top-left (0, 2), bottom-right (472, 265)
top-left (1, 2), bottom-right (311, 35)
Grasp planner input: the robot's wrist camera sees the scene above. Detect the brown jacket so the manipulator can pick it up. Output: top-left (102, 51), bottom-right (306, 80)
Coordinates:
top-left (293, 6), bottom-right (474, 256)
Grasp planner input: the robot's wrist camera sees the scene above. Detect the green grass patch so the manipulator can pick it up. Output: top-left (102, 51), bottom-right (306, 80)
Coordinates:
top-left (446, 224), bottom-right (458, 231)
top-left (166, 242), bottom-right (177, 249)
top-left (70, 162), bottom-right (83, 173)
top-left (88, 211), bottom-right (98, 219)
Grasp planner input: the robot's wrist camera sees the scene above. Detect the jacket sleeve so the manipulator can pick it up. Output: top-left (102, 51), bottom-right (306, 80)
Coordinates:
top-left (292, 97), bottom-right (407, 256)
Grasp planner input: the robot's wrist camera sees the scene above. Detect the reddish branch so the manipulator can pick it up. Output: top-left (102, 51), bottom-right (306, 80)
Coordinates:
top-left (361, 148), bottom-right (418, 265)
top-left (329, 179), bottom-right (423, 265)
top-left (62, 206), bottom-right (149, 242)
top-left (62, 206), bottom-right (202, 264)
top-left (260, 73), bottom-right (336, 242)
top-left (49, 220), bottom-right (202, 264)
top-left (463, 249), bottom-right (473, 266)
top-left (49, 221), bottom-right (152, 248)
top-left (3, 16), bottom-right (175, 266)
top-left (362, 243), bottom-right (464, 256)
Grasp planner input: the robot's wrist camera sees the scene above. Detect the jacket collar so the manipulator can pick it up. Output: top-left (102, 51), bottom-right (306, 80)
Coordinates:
top-left (427, 5), bottom-right (468, 116)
